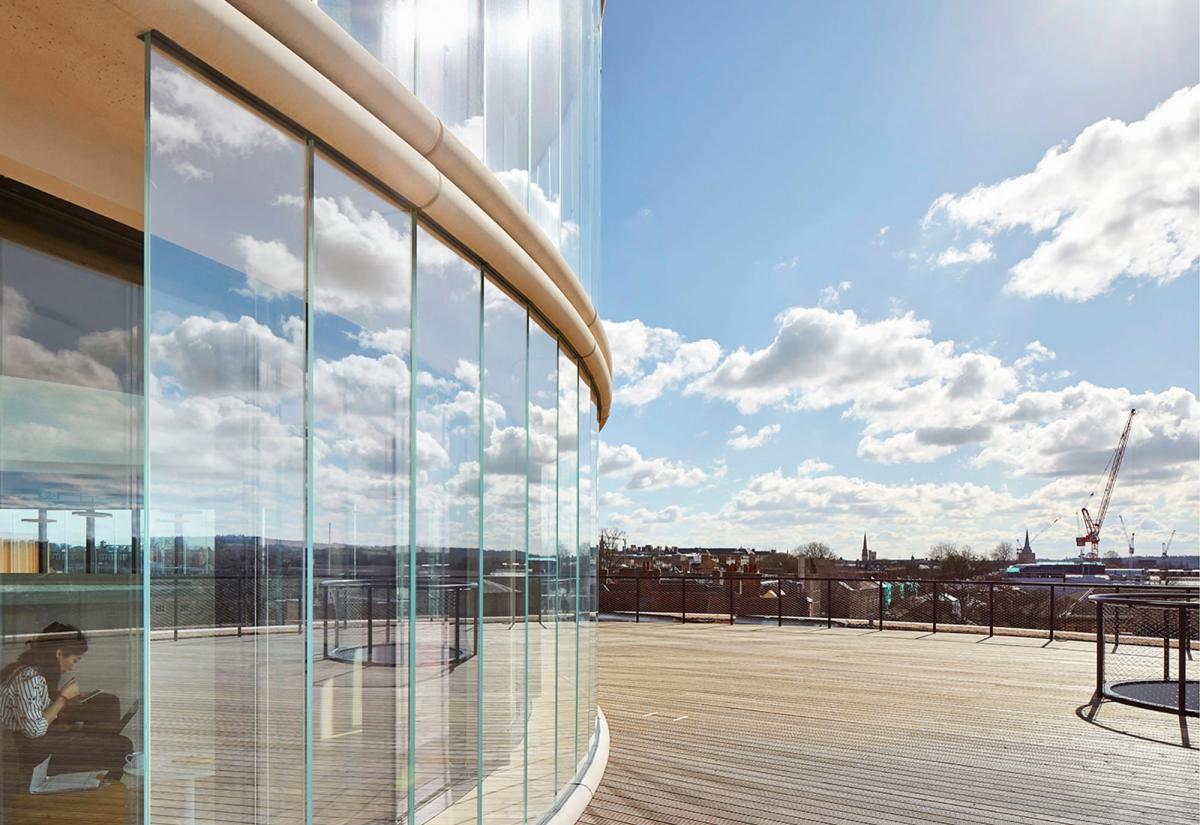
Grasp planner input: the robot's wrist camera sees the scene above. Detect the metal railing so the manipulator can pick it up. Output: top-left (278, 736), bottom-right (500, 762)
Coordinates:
top-left (1089, 591), bottom-right (1198, 717)
top-left (320, 578), bottom-right (479, 667)
top-left (599, 573), bottom-right (1200, 641)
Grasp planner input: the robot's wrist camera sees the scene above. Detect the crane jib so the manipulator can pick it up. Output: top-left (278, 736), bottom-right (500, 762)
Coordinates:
top-left (1076, 408), bottom-right (1136, 557)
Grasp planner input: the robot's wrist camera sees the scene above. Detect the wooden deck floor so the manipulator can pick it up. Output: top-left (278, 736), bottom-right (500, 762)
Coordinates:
top-left (581, 623), bottom-right (1200, 825)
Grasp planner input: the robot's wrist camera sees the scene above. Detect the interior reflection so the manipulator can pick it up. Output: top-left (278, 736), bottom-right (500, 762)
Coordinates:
top-left (0, 177), bottom-right (144, 824)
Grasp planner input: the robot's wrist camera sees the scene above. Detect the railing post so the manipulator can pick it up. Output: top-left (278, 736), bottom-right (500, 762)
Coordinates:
top-left (877, 581), bottom-right (884, 632)
top-left (322, 583), bottom-right (329, 659)
top-left (825, 578), bottom-right (832, 629)
top-left (173, 576), bottom-right (179, 642)
top-left (1049, 585), bottom-right (1056, 642)
top-left (1113, 586), bottom-right (1121, 650)
top-left (454, 586), bottom-right (462, 659)
top-left (1179, 607), bottom-right (1188, 717)
top-left (932, 581), bottom-right (939, 634)
top-left (777, 580), bottom-right (783, 628)
top-left (988, 582), bottom-right (995, 638)
top-left (367, 584), bottom-right (374, 664)
top-left (1096, 600), bottom-right (1105, 698)
top-left (1164, 609), bottom-right (1171, 681)
top-left (635, 572), bottom-right (641, 624)
top-left (728, 575), bottom-right (734, 625)
top-left (681, 576), bottom-right (687, 624)
top-left (237, 575), bottom-right (244, 638)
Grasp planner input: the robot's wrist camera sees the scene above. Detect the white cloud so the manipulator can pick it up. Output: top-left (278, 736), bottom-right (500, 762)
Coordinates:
top-left (926, 85), bottom-right (1200, 300)
top-left (774, 256), bottom-right (801, 271)
top-left (819, 281), bottom-right (852, 308)
top-left (599, 491), bottom-right (634, 509)
top-left (687, 307), bottom-right (984, 417)
top-left (171, 160), bottom-right (212, 182)
top-left (934, 240), bottom-right (994, 267)
top-left (151, 315), bottom-right (305, 398)
top-left (602, 461), bottom-right (1198, 559)
top-left (599, 442), bottom-right (723, 491)
top-left (235, 236), bottom-right (304, 299)
top-left (150, 64), bottom-right (288, 158)
top-left (796, 458), bottom-right (832, 475)
top-left (727, 423), bottom-right (781, 451)
top-left (604, 319), bottom-right (721, 406)
top-left (978, 382), bottom-right (1198, 482)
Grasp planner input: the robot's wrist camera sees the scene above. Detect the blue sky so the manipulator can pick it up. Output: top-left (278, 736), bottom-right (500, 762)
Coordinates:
top-left (597, 0), bottom-right (1200, 559)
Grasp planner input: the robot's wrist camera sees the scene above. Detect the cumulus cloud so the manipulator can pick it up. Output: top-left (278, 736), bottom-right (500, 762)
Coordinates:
top-left (686, 307), bottom-right (980, 416)
top-left (151, 315), bottom-right (305, 398)
top-left (1, 287), bottom-right (124, 392)
top-left (599, 442), bottom-right (723, 491)
top-left (935, 240), bottom-right (994, 267)
top-left (150, 64), bottom-right (288, 159)
top-left (819, 281), bottom-right (852, 308)
top-left (603, 461), bottom-right (1197, 558)
top-left (604, 319), bottom-right (721, 406)
top-left (727, 423), bottom-right (781, 450)
top-left (796, 458), bottom-right (833, 475)
top-left (978, 382), bottom-right (1198, 482)
top-left (925, 85), bottom-right (1200, 300)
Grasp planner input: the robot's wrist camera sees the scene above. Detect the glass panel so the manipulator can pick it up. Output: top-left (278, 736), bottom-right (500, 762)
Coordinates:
top-left (559, 0), bottom-right (582, 275)
top-left (588, 396), bottom-right (598, 751)
top-left (580, 0), bottom-right (599, 302)
top-left (147, 45), bottom-right (306, 823)
top-left (588, 1), bottom-right (602, 308)
top-left (480, 279), bottom-right (527, 825)
top-left (412, 224), bottom-right (480, 823)
top-left (416, 0), bottom-right (485, 159)
top-left (525, 322), bottom-right (557, 818)
top-left (484, 0), bottom-right (531, 210)
top-left (577, 386), bottom-right (596, 766)
top-left (316, 0), bottom-right (416, 89)
top-left (311, 153), bottom-right (412, 824)
top-left (0, 180), bottom-right (143, 824)
top-left (554, 350), bottom-right (577, 789)
top-left (529, 0), bottom-right (562, 249)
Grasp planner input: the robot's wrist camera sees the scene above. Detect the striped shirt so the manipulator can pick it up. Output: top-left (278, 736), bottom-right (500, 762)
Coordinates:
top-left (0, 667), bottom-right (50, 738)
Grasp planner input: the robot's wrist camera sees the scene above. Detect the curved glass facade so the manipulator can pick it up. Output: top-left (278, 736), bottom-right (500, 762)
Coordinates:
top-left (141, 33), bottom-right (601, 825)
top-left (317, 0), bottom-right (603, 303)
top-left (0, 5), bottom-right (601, 824)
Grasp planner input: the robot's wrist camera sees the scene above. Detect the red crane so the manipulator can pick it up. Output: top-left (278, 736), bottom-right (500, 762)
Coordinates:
top-left (1076, 408), bottom-right (1136, 559)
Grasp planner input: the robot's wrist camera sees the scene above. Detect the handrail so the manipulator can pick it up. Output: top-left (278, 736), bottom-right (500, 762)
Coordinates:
top-left (1088, 590), bottom-right (1197, 717)
top-left (599, 572), bottom-right (1199, 641)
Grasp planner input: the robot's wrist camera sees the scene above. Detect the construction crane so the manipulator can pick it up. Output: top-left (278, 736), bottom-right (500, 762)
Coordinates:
top-left (1032, 516), bottom-right (1061, 544)
top-left (1075, 409), bottom-right (1136, 559)
top-left (1118, 514), bottom-right (1134, 557)
top-left (1161, 529), bottom-right (1176, 558)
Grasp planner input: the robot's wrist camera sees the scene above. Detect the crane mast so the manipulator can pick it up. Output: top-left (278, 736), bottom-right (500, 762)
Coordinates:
top-left (1076, 409), bottom-right (1136, 559)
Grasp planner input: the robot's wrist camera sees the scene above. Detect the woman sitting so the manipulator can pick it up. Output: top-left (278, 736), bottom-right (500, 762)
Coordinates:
top-left (0, 622), bottom-right (132, 790)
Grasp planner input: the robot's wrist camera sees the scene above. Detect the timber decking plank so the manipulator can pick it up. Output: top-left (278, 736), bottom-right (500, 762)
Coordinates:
top-left (580, 623), bottom-right (1200, 825)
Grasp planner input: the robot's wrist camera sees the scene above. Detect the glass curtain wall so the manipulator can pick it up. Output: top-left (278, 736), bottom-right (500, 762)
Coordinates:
top-left (310, 153), bottom-right (412, 825)
top-left (138, 33), bottom-right (598, 825)
top-left (480, 279), bottom-right (527, 825)
top-left (554, 352), bottom-right (577, 794)
top-left (525, 322), bottom-right (558, 818)
top-left (315, 0), bottom-right (601, 303)
top-left (412, 225), bottom-right (481, 821)
top-left (147, 44), bottom-right (308, 823)
top-left (0, 177), bottom-right (143, 824)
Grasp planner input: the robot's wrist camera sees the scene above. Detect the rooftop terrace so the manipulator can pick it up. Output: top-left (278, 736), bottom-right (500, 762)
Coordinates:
top-left (581, 623), bottom-right (1199, 825)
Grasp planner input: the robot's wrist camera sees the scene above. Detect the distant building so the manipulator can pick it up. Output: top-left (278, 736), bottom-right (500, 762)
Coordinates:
top-left (1017, 530), bottom-right (1036, 564)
